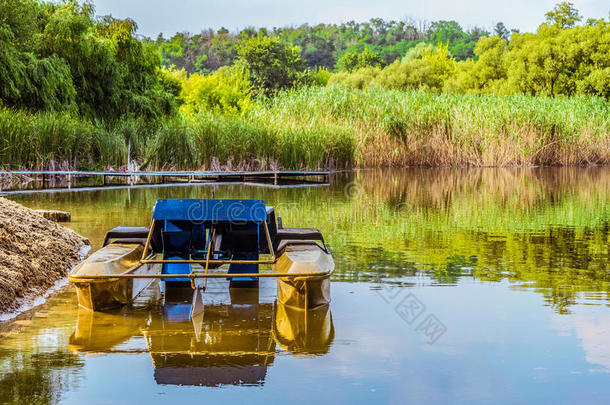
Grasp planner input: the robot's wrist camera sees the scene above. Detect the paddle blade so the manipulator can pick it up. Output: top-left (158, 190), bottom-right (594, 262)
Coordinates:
top-left (190, 288), bottom-right (205, 341)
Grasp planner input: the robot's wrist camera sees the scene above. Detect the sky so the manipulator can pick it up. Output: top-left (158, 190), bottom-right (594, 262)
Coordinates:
top-left (91, 0), bottom-right (609, 38)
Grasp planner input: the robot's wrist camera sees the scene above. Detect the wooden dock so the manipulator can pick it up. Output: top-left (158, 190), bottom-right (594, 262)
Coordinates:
top-left (0, 170), bottom-right (329, 192)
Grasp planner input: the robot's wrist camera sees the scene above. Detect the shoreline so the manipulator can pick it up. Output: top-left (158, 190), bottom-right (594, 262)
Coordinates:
top-left (0, 244), bottom-right (90, 322)
top-left (0, 198), bottom-right (90, 320)
top-left (2, 166), bottom-right (610, 196)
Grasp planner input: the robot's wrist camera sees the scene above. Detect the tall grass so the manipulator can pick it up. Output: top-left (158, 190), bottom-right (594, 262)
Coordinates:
top-left (189, 113), bottom-right (355, 169)
top-left (0, 108), bottom-right (126, 169)
top-left (1, 86), bottom-right (608, 170)
top-left (254, 86), bottom-right (610, 166)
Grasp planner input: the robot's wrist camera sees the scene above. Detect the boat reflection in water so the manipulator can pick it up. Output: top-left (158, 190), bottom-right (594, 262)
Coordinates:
top-left (68, 280), bottom-right (334, 387)
top-left (148, 287), bottom-right (275, 387)
top-left (274, 302), bottom-right (334, 355)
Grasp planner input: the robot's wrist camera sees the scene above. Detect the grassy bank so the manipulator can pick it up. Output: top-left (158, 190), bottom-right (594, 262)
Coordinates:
top-left (1, 86), bottom-right (609, 170)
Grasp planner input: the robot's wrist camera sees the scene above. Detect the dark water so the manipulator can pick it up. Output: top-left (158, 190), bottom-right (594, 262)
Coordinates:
top-left (1, 168), bottom-right (609, 404)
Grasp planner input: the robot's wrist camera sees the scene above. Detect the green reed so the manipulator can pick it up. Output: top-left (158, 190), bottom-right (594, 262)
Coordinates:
top-left (1, 86), bottom-right (608, 170)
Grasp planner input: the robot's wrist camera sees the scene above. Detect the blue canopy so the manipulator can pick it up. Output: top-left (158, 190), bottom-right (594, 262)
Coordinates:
top-left (152, 199), bottom-right (267, 223)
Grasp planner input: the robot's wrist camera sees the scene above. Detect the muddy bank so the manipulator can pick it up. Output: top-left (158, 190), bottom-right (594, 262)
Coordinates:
top-left (0, 197), bottom-right (88, 314)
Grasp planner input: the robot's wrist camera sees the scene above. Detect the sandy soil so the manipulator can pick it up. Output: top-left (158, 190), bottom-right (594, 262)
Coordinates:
top-left (0, 197), bottom-right (89, 313)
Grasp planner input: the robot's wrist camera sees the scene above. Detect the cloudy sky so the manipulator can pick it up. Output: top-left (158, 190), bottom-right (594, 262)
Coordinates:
top-left (92, 0), bottom-right (609, 38)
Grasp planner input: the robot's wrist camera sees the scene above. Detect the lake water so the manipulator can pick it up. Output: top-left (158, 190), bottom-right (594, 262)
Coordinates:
top-left (1, 168), bottom-right (609, 404)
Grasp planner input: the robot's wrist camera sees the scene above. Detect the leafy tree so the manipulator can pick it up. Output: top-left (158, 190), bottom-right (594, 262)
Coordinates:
top-left (545, 2), bottom-right (581, 28)
top-left (427, 21), bottom-right (475, 60)
top-left (0, 1), bottom-right (76, 112)
top-left (443, 6), bottom-right (609, 99)
top-left (98, 16), bottom-right (175, 118)
top-left (235, 36), bottom-right (307, 95)
top-left (19, 1), bottom-right (176, 119)
top-left (156, 18), bottom-right (452, 73)
top-left (504, 21), bottom-right (610, 97)
top-left (21, 54), bottom-right (77, 111)
top-left (337, 48), bottom-right (384, 72)
top-left (158, 34), bottom-right (186, 67)
top-left (36, 1), bottom-right (122, 118)
top-left (468, 26), bottom-right (490, 44)
top-left (445, 36), bottom-right (508, 94)
top-left (358, 48), bottom-right (385, 69)
top-left (332, 43), bottom-right (456, 92)
top-left (328, 66), bottom-right (381, 90)
top-left (389, 43), bottom-right (456, 91)
top-left (337, 50), bottom-right (359, 72)
top-left (493, 22), bottom-right (510, 40)
top-left (0, 0), bottom-right (41, 50)
top-left (172, 66), bottom-right (252, 115)
top-left (158, 68), bottom-right (182, 99)
top-left (302, 36), bottom-right (336, 69)
top-left (208, 29), bottom-right (238, 69)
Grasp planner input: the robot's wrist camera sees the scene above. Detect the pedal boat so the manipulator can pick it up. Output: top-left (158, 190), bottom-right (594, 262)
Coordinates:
top-left (69, 228), bottom-right (161, 311)
top-left (69, 199), bottom-right (334, 312)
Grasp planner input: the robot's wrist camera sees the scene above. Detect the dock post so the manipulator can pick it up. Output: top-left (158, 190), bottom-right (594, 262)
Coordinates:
top-left (67, 173), bottom-right (71, 189)
top-left (42, 173), bottom-right (47, 189)
top-left (101, 174), bottom-right (106, 186)
top-left (274, 172), bottom-right (278, 185)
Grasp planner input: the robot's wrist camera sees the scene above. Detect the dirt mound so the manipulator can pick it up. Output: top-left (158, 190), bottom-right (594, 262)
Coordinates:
top-left (0, 197), bottom-right (89, 313)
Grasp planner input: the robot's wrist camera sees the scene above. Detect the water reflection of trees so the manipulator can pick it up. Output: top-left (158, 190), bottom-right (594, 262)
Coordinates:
top-left (331, 168), bottom-right (610, 312)
top-left (12, 167), bottom-right (610, 312)
top-left (0, 290), bottom-right (83, 404)
top-left (0, 350), bottom-right (82, 404)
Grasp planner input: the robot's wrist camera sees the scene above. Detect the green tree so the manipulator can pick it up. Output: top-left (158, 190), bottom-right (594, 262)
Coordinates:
top-left (427, 20), bottom-right (475, 60)
top-left (235, 36), bottom-right (307, 95)
top-left (493, 22), bottom-right (510, 40)
top-left (175, 66), bottom-right (251, 115)
top-left (208, 28), bottom-right (238, 69)
top-left (0, 1), bottom-right (76, 112)
top-left (98, 16), bottom-right (175, 118)
top-left (379, 43), bottom-right (456, 91)
top-left (0, 0), bottom-right (40, 49)
top-left (337, 48), bottom-right (384, 72)
top-left (445, 36), bottom-right (509, 94)
top-left (545, 2), bottom-right (581, 28)
top-left (358, 48), bottom-right (385, 69)
top-left (504, 22), bottom-right (609, 97)
top-left (331, 43), bottom-right (456, 92)
top-left (158, 34), bottom-right (186, 67)
top-left (36, 1), bottom-right (122, 118)
top-left (34, 2), bottom-right (175, 120)
top-left (337, 50), bottom-right (359, 72)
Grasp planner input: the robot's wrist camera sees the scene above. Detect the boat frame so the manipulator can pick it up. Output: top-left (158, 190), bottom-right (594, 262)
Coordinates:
top-left (69, 216), bottom-right (333, 287)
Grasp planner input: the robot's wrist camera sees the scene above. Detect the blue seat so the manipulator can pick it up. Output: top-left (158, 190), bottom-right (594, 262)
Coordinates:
top-left (161, 223), bottom-right (192, 285)
top-left (150, 199), bottom-right (271, 289)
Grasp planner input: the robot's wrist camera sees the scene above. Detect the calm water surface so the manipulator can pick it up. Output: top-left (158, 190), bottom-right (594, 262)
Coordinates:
top-left (1, 168), bottom-right (609, 404)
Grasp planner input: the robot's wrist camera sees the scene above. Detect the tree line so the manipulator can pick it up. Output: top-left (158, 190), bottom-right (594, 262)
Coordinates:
top-left (330, 3), bottom-right (609, 97)
top-left (0, 1), bottom-right (608, 125)
top-left (156, 18), bottom-right (510, 74)
top-left (163, 2), bottom-right (609, 118)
